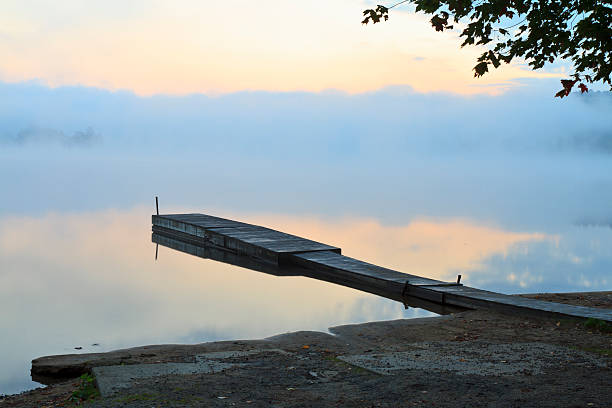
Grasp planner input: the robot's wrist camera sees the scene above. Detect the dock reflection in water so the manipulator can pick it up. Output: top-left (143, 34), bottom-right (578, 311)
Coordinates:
top-left (152, 232), bottom-right (462, 315)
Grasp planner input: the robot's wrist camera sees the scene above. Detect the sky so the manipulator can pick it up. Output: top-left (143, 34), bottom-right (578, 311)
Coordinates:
top-left (0, 0), bottom-right (569, 96)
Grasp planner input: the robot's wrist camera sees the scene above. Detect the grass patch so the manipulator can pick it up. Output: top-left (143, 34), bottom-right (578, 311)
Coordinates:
top-left (583, 318), bottom-right (612, 333)
top-left (69, 373), bottom-right (100, 405)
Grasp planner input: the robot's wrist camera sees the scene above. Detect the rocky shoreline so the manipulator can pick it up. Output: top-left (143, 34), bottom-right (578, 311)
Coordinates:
top-left (2, 292), bottom-right (611, 407)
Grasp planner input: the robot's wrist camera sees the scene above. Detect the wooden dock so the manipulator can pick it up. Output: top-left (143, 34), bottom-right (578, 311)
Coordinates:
top-left (152, 213), bottom-right (612, 322)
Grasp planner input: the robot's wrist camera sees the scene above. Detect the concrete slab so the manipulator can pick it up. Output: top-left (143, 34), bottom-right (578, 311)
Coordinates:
top-left (92, 349), bottom-right (289, 397)
top-left (338, 341), bottom-right (609, 376)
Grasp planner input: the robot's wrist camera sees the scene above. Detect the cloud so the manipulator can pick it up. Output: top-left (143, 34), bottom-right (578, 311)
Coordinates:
top-left (461, 226), bottom-right (612, 294)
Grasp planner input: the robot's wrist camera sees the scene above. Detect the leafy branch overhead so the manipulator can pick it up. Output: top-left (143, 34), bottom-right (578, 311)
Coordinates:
top-left (363, 0), bottom-right (612, 96)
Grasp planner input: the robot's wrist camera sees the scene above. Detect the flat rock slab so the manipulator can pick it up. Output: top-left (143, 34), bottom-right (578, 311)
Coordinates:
top-left (32, 330), bottom-right (352, 383)
top-left (338, 341), bottom-right (609, 376)
top-left (93, 349), bottom-right (290, 397)
top-left (93, 361), bottom-right (236, 397)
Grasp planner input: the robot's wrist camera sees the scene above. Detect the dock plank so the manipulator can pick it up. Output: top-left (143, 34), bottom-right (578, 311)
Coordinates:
top-left (292, 251), bottom-right (444, 286)
top-left (152, 214), bottom-right (341, 265)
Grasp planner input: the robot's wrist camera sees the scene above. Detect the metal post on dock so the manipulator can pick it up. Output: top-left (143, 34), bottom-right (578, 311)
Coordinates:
top-left (155, 196), bottom-right (159, 216)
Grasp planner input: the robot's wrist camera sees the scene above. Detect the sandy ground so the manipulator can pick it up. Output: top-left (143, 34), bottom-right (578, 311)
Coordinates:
top-left (1, 292), bottom-right (611, 407)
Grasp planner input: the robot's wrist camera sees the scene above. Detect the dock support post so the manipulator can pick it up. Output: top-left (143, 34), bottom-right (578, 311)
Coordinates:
top-left (155, 196), bottom-right (159, 216)
top-left (457, 274), bottom-right (461, 284)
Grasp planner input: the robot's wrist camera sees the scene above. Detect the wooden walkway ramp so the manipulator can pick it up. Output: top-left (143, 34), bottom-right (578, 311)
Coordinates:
top-left (152, 213), bottom-right (612, 322)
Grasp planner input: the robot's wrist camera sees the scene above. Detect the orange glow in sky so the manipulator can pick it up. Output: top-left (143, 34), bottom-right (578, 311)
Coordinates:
top-left (0, 0), bottom-right (562, 95)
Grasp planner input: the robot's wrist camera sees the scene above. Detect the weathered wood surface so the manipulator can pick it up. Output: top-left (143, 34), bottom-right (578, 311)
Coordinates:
top-left (152, 213), bottom-right (612, 322)
top-left (153, 214), bottom-right (340, 265)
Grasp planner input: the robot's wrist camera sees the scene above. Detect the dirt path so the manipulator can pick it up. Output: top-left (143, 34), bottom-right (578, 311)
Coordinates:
top-left (2, 292), bottom-right (611, 407)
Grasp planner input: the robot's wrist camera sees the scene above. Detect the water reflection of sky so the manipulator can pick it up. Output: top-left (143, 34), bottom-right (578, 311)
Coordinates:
top-left (464, 225), bottom-right (611, 293)
top-left (2, 209), bottom-right (611, 394)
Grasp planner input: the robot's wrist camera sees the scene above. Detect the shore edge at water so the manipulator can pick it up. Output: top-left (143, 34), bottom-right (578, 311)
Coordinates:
top-left (2, 292), bottom-right (611, 407)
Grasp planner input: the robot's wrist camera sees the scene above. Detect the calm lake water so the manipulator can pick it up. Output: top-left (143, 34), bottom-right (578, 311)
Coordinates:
top-left (1, 203), bottom-right (611, 394)
top-left (1, 89), bottom-right (611, 395)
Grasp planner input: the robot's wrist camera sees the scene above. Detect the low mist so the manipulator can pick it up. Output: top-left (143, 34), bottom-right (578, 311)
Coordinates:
top-left (0, 80), bottom-right (610, 232)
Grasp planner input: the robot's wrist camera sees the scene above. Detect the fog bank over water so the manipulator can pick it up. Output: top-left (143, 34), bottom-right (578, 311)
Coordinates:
top-left (1, 80), bottom-right (611, 155)
top-left (1, 80), bottom-right (611, 231)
